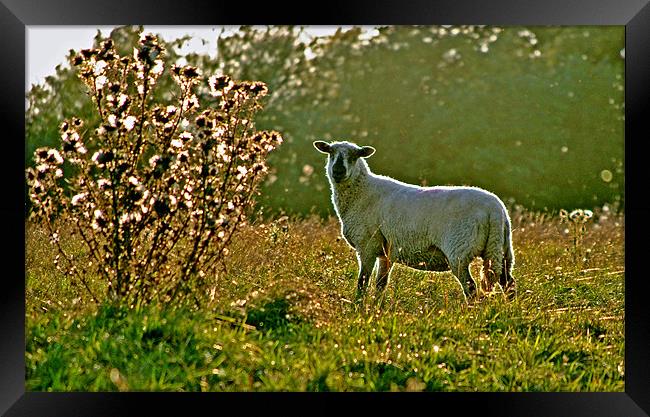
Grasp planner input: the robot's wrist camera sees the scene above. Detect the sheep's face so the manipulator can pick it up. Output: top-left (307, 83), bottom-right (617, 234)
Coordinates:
top-left (313, 141), bottom-right (375, 184)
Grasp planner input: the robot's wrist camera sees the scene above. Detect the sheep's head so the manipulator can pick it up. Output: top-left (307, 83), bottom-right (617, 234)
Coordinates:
top-left (313, 140), bottom-right (375, 184)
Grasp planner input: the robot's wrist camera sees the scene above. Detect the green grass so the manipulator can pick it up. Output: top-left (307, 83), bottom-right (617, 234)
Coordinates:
top-left (25, 208), bottom-right (624, 391)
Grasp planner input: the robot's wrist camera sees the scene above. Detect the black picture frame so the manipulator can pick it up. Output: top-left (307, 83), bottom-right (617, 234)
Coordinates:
top-left (3, 0), bottom-right (649, 415)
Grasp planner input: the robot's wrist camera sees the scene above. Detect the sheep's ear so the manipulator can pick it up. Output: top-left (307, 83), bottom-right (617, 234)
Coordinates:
top-left (358, 146), bottom-right (376, 158)
top-left (313, 141), bottom-right (331, 154)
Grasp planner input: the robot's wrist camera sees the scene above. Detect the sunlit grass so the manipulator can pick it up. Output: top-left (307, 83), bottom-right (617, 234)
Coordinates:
top-left (25, 208), bottom-right (624, 391)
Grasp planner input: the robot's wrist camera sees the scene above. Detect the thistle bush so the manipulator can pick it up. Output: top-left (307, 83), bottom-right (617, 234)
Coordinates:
top-left (25, 34), bottom-right (282, 308)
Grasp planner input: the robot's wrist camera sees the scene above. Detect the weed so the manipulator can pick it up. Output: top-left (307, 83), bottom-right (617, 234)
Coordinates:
top-left (25, 34), bottom-right (282, 308)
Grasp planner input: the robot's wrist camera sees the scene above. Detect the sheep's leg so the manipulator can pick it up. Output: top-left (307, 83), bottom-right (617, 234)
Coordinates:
top-left (482, 258), bottom-right (497, 294)
top-left (355, 252), bottom-right (377, 302)
top-left (453, 258), bottom-right (476, 302)
top-left (373, 256), bottom-right (393, 308)
top-left (499, 258), bottom-right (517, 299)
top-left (376, 255), bottom-right (392, 293)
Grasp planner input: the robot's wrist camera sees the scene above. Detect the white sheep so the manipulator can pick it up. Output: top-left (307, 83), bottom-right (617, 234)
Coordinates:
top-left (313, 140), bottom-right (516, 302)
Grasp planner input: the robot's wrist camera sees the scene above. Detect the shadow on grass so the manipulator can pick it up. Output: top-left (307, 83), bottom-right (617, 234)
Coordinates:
top-left (245, 297), bottom-right (297, 333)
top-left (305, 361), bottom-right (449, 392)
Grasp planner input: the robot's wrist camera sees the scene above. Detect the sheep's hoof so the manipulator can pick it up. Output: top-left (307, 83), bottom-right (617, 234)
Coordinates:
top-left (354, 291), bottom-right (365, 305)
top-left (459, 293), bottom-right (470, 306)
top-left (373, 291), bottom-right (389, 309)
top-left (504, 286), bottom-right (517, 300)
top-left (466, 290), bottom-right (478, 302)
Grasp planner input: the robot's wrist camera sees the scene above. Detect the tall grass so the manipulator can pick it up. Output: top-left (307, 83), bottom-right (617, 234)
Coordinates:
top-left (26, 206), bottom-right (624, 391)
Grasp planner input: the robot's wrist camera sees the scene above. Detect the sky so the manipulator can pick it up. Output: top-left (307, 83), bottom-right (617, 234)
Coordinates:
top-left (25, 25), bottom-right (358, 92)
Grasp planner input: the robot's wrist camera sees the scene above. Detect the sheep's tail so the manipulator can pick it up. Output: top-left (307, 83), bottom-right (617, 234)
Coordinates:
top-left (501, 213), bottom-right (516, 296)
top-left (503, 217), bottom-right (514, 275)
top-left (484, 211), bottom-right (505, 269)
top-left (485, 206), bottom-right (515, 293)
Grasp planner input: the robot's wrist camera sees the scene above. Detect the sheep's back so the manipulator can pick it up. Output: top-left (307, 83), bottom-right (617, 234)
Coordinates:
top-left (374, 180), bottom-right (507, 256)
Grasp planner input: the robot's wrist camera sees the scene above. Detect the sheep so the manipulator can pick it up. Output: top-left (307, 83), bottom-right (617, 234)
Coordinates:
top-left (313, 140), bottom-right (516, 303)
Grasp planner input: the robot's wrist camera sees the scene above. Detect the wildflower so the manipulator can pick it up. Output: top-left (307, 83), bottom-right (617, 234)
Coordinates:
top-left (163, 123), bottom-right (174, 135)
top-left (249, 82), bottom-right (268, 95)
top-left (212, 126), bottom-right (226, 138)
top-left (151, 60), bottom-right (164, 76)
top-left (35, 163), bottom-right (49, 175)
top-left (569, 209), bottom-right (592, 223)
top-left (208, 75), bottom-right (234, 96)
top-left (91, 150), bottom-right (114, 166)
top-left (97, 179), bottom-right (111, 190)
top-left (559, 209), bottom-right (568, 222)
top-left (62, 133), bottom-right (87, 155)
top-left (46, 149), bottom-right (64, 165)
top-left (61, 140), bottom-right (76, 153)
top-left (236, 166), bottom-right (248, 179)
top-left (177, 151), bottom-right (189, 163)
top-left (123, 115), bottom-right (137, 131)
top-left (25, 168), bottom-right (36, 182)
top-left (34, 147), bottom-right (49, 160)
top-left (195, 115), bottom-right (207, 127)
top-left (135, 35), bottom-right (162, 65)
top-left (171, 64), bottom-right (182, 76)
top-left (95, 75), bottom-right (108, 90)
top-left (71, 193), bottom-right (87, 206)
top-left (184, 95), bottom-right (199, 110)
top-left (100, 39), bottom-right (113, 53)
top-left (216, 143), bottom-right (228, 157)
top-left (31, 180), bottom-right (43, 194)
top-left (271, 132), bottom-right (282, 145)
top-left (93, 60), bottom-right (108, 75)
top-left (181, 66), bottom-right (199, 78)
top-left (80, 49), bottom-right (95, 59)
top-left (170, 139), bottom-right (183, 148)
top-left (119, 212), bottom-right (130, 225)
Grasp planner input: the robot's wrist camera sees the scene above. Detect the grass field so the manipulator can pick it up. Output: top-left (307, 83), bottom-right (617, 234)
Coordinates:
top-left (25, 206), bottom-right (624, 391)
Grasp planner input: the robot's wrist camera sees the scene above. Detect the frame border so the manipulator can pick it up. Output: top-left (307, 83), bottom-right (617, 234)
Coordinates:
top-left (3, 0), bottom-right (649, 415)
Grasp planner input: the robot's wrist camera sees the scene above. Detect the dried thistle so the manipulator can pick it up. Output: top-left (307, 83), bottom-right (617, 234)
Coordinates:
top-left (26, 34), bottom-right (283, 309)
top-left (559, 208), bottom-right (593, 262)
